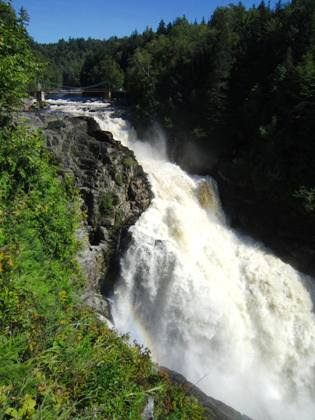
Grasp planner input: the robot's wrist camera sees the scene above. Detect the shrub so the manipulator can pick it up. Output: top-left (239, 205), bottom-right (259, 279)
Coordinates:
top-left (115, 172), bottom-right (124, 186)
top-left (99, 192), bottom-right (114, 215)
top-left (123, 157), bottom-right (137, 168)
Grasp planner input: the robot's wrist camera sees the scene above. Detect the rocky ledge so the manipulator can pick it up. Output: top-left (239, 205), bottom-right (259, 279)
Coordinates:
top-left (212, 161), bottom-right (315, 279)
top-left (160, 368), bottom-right (252, 420)
top-left (21, 111), bottom-right (152, 318)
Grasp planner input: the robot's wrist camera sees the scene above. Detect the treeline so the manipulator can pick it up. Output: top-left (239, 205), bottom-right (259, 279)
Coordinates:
top-left (38, 0), bottom-right (315, 216)
top-left (35, 38), bottom-right (106, 87)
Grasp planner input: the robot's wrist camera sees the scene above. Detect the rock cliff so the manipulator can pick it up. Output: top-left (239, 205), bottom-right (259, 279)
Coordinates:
top-left (213, 160), bottom-right (315, 279)
top-left (160, 367), bottom-right (252, 420)
top-left (21, 111), bottom-right (152, 318)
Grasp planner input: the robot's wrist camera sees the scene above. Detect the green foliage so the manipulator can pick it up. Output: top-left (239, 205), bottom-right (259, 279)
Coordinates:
top-left (126, 48), bottom-right (159, 123)
top-left (99, 192), bottom-right (116, 215)
top-left (123, 157), bottom-right (137, 168)
top-left (294, 186), bottom-right (315, 213)
top-left (0, 1), bottom-right (41, 121)
top-left (115, 172), bottom-right (124, 186)
top-left (80, 55), bottom-right (124, 90)
top-left (0, 125), bottom-right (81, 331)
top-left (114, 209), bottom-right (124, 228)
top-left (35, 37), bottom-right (125, 89)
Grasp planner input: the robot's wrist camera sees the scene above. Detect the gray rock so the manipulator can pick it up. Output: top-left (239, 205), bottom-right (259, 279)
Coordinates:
top-left (213, 162), bottom-right (315, 279)
top-left (141, 396), bottom-right (154, 420)
top-left (20, 111), bottom-right (153, 296)
top-left (159, 367), bottom-right (252, 420)
top-left (81, 291), bottom-right (111, 320)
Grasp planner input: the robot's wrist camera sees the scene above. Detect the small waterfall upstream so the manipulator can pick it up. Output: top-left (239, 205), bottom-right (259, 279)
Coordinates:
top-left (48, 98), bottom-right (315, 420)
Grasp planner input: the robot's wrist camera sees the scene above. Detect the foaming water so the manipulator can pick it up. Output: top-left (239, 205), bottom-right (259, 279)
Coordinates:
top-left (48, 99), bottom-right (315, 420)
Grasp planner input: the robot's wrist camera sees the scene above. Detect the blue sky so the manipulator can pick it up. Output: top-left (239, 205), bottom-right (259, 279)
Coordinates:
top-left (12, 0), bottom-right (277, 44)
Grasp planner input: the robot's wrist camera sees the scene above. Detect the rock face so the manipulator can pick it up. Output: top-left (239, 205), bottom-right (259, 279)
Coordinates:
top-left (170, 133), bottom-right (315, 280)
top-left (22, 111), bottom-right (152, 302)
top-left (160, 367), bottom-right (252, 420)
top-left (212, 161), bottom-right (315, 279)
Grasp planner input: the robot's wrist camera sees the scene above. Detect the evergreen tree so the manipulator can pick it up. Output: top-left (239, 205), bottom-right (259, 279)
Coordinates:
top-left (0, 1), bottom-right (40, 123)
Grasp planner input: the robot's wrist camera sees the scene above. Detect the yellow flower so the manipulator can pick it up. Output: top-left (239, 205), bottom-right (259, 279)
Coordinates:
top-left (58, 290), bottom-right (67, 303)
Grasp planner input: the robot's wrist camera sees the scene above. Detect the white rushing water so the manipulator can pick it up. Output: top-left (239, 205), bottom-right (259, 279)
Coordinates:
top-left (48, 98), bottom-right (315, 420)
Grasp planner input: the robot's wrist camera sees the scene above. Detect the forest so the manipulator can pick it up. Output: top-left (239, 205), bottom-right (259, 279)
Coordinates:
top-left (37, 0), bottom-right (315, 221)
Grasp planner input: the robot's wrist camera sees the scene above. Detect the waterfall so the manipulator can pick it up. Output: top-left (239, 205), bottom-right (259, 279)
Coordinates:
top-left (48, 98), bottom-right (315, 420)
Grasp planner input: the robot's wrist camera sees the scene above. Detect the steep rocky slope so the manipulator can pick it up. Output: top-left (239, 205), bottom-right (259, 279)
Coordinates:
top-left (213, 160), bottom-right (315, 279)
top-left (21, 111), bottom-right (152, 317)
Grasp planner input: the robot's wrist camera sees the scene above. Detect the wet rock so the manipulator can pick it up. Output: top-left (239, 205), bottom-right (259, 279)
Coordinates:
top-left (141, 396), bottom-right (154, 420)
top-left (76, 225), bottom-right (107, 289)
top-left (81, 291), bottom-right (111, 320)
top-left (21, 111), bottom-right (153, 297)
top-left (213, 161), bottom-right (315, 278)
top-left (160, 367), bottom-right (252, 420)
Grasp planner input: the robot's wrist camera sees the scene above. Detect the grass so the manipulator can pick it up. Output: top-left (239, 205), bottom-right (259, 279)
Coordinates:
top-left (0, 125), bottom-right (206, 419)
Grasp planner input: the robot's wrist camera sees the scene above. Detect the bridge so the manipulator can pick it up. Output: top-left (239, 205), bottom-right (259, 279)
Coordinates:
top-left (35, 80), bottom-right (126, 101)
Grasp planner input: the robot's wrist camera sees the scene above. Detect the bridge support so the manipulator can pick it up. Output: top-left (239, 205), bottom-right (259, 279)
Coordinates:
top-left (36, 90), bottom-right (45, 106)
